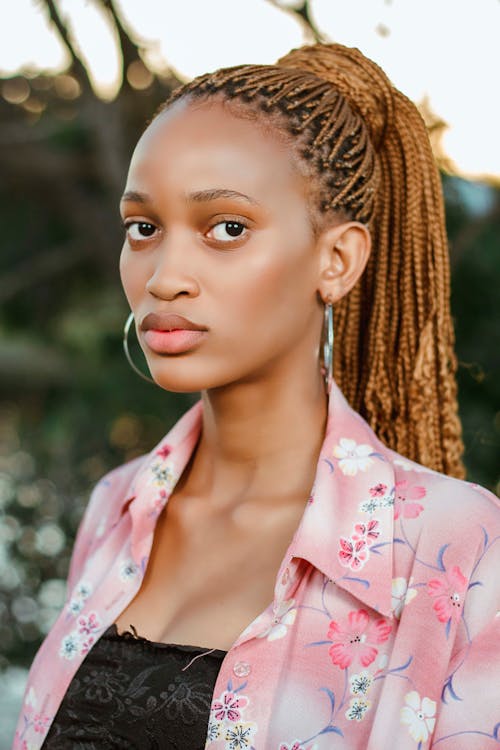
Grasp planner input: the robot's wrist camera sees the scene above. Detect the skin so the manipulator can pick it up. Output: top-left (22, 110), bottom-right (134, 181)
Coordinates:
top-left (116, 96), bottom-right (372, 648)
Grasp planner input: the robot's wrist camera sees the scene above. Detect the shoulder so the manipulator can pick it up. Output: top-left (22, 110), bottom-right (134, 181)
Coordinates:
top-left (385, 446), bottom-right (500, 538)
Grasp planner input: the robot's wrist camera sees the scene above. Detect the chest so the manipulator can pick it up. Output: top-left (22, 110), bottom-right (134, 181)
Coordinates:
top-left (114, 496), bottom-right (305, 650)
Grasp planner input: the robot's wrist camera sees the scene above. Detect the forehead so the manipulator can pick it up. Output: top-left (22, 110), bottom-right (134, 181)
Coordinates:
top-left (127, 98), bottom-right (306, 205)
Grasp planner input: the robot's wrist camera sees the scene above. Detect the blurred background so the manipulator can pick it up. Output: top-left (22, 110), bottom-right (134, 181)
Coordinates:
top-left (0, 0), bottom-right (499, 745)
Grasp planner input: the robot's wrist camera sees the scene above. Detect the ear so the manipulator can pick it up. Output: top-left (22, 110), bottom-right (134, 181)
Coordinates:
top-left (316, 221), bottom-right (372, 304)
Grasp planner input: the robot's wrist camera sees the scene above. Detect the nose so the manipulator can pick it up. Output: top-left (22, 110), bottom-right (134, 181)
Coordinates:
top-left (145, 234), bottom-right (200, 300)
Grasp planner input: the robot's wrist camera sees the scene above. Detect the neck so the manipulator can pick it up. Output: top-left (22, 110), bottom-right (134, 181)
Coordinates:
top-left (179, 359), bottom-right (329, 512)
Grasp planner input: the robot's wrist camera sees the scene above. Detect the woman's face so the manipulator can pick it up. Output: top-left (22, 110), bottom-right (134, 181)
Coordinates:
top-left (119, 97), bottom-right (325, 393)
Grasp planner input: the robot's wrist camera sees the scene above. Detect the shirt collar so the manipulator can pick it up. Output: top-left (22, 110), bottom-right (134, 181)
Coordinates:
top-left (121, 379), bottom-right (395, 618)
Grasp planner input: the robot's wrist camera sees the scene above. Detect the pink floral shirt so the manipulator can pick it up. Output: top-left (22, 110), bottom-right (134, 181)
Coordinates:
top-left (12, 379), bottom-right (500, 750)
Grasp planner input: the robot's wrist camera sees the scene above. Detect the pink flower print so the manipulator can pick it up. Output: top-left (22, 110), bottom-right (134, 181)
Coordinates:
top-left (369, 483), bottom-right (387, 497)
top-left (280, 743), bottom-right (302, 750)
top-left (394, 480), bottom-right (426, 520)
top-left (352, 519), bottom-right (381, 547)
top-left (150, 488), bottom-right (168, 517)
top-left (156, 444), bottom-right (172, 459)
top-left (77, 611), bottom-right (101, 635)
top-left (33, 714), bottom-right (50, 733)
top-left (427, 565), bottom-right (467, 624)
top-left (338, 537), bottom-right (369, 570)
top-left (81, 635), bottom-right (96, 656)
top-left (211, 691), bottom-right (249, 722)
top-left (327, 609), bottom-right (392, 669)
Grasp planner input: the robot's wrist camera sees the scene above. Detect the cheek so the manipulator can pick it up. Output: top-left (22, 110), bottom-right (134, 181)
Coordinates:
top-left (119, 247), bottom-right (145, 307)
top-left (215, 240), bottom-right (314, 346)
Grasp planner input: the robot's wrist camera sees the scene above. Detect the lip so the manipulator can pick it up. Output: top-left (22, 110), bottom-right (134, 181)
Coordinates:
top-left (140, 312), bottom-right (208, 355)
top-left (140, 312), bottom-right (207, 333)
top-left (143, 329), bottom-right (208, 354)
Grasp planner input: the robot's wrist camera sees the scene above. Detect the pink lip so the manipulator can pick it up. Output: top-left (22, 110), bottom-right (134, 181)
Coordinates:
top-left (143, 328), bottom-right (208, 354)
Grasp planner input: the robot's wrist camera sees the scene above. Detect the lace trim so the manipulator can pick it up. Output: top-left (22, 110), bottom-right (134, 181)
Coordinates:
top-left (106, 622), bottom-right (228, 658)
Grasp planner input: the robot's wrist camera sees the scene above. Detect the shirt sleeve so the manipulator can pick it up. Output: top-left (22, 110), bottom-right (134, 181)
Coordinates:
top-left (431, 614), bottom-right (500, 749)
top-left (431, 487), bottom-right (500, 750)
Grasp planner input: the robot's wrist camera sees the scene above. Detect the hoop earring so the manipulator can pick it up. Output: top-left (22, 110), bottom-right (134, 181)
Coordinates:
top-left (123, 311), bottom-right (155, 385)
top-left (322, 300), bottom-right (334, 394)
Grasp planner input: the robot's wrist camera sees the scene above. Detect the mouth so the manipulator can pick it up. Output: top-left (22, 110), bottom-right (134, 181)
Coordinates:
top-left (143, 328), bottom-right (208, 355)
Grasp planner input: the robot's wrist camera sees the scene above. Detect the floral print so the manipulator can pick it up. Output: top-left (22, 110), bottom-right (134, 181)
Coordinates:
top-left (400, 691), bottom-right (436, 743)
top-left (257, 598), bottom-right (297, 641)
top-left (394, 480), bottom-right (426, 520)
top-left (345, 697), bottom-right (371, 721)
top-left (338, 536), bottom-right (369, 570)
top-left (392, 577), bottom-right (418, 619)
top-left (427, 565), bottom-right (467, 624)
top-left (327, 609), bottom-right (392, 669)
top-left (338, 519), bottom-right (381, 570)
top-left (349, 670), bottom-right (373, 696)
top-left (332, 437), bottom-right (375, 476)
top-left (12, 378), bottom-right (500, 750)
top-left (211, 691), bottom-right (249, 723)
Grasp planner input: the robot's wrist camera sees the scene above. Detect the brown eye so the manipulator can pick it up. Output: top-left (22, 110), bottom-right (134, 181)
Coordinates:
top-left (124, 221), bottom-right (157, 240)
top-left (208, 221), bottom-right (248, 242)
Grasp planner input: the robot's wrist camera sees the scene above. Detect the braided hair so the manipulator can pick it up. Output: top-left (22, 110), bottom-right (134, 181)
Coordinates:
top-left (154, 42), bottom-right (466, 479)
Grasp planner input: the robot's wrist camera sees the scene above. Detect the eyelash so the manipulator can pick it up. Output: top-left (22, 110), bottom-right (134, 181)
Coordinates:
top-left (122, 219), bottom-right (250, 245)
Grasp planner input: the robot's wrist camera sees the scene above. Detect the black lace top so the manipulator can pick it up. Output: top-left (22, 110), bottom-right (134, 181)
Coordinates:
top-left (41, 622), bottom-right (227, 749)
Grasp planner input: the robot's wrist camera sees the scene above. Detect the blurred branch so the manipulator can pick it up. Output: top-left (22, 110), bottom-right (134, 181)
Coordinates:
top-left (41, 0), bottom-right (92, 92)
top-left (0, 242), bottom-right (88, 304)
top-left (265, 0), bottom-right (328, 43)
top-left (99, 0), bottom-right (143, 75)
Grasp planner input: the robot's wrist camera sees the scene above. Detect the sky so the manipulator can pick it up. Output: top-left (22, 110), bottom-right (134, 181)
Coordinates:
top-left (0, 0), bottom-right (499, 180)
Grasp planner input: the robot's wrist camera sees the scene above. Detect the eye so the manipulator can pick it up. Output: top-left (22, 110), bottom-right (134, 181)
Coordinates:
top-left (123, 221), bottom-right (157, 241)
top-left (207, 220), bottom-right (248, 243)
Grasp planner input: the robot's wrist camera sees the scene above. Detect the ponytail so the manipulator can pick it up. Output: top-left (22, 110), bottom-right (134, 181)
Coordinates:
top-left (157, 42), bottom-right (466, 478)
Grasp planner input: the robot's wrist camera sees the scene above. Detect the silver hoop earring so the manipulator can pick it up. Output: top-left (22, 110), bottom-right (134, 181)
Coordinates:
top-left (123, 311), bottom-right (155, 385)
top-left (322, 300), bottom-right (334, 394)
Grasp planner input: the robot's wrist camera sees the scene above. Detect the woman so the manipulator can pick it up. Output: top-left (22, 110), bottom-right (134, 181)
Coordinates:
top-left (13, 42), bottom-right (499, 750)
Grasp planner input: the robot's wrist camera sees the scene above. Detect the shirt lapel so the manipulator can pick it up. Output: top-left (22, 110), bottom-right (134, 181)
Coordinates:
top-left (121, 380), bottom-right (395, 617)
top-left (288, 380), bottom-right (396, 618)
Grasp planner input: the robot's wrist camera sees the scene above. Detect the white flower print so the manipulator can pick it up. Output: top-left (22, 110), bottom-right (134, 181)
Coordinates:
top-left (400, 690), bottom-right (436, 743)
top-left (257, 599), bottom-right (297, 641)
top-left (332, 438), bottom-right (375, 476)
top-left (74, 580), bottom-right (92, 600)
top-left (59, 630), bottom-right (81, 660)
top-left (359, 497), bottom-right (380, 514)
top-left (392, 577), bottom-right (418, 619)
top-left (206, 719), bottom-right (223, 742)
top-left (66, 579), bottom-right (93, 617)
top-left (223, 721), bottom-right (257, 749)
top-left (349, 670), bottom-right (373, 696)
top-left (67, 597), bottom-right (84, 616)
top-left (345, 697), bottom-right (371, 721)
top-left (377, 652), bottom-right (389, 670)
top-left (119, 558), bottom-right (139, 582)
top-left (96, 516), bottom-right (107, 538)
top-left (151, 461), bottom-right (176, 489)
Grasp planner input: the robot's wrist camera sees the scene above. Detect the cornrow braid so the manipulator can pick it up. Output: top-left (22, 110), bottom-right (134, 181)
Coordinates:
top-left (154, 42), bottom-right (466, 479)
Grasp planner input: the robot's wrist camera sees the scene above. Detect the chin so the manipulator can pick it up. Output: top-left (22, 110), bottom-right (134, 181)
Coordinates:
top-left (148, 361), bottom-right (234, 394)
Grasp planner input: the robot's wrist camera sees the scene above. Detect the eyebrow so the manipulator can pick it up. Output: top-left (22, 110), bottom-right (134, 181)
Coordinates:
top-left (120, 188), bottom-right (261, 207)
